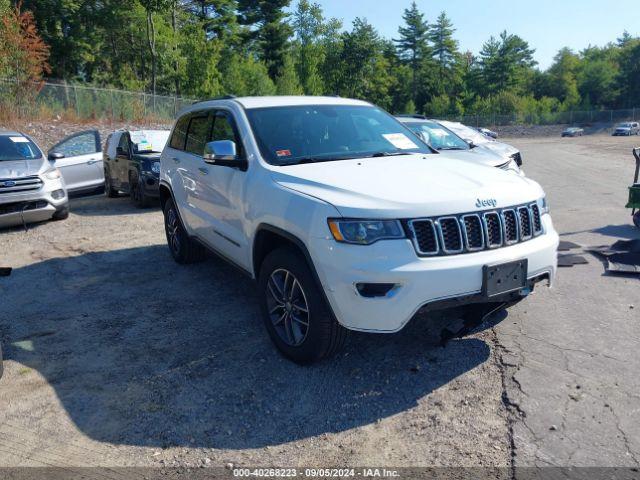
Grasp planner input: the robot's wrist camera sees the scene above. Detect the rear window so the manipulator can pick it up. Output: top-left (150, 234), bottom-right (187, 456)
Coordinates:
top-left (0, 135), bottom-right (42, 161)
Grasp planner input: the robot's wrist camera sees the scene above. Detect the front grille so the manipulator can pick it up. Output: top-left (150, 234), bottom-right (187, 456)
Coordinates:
top-left (484, 212), bottom-right (502, 248)
top-left (462, 215), bottom-right (484, 250)
top-left (0, 200), bottom-right (48, 215)
top-left (409, 219), bottom-right (438, 254)
top-left (0, 176), bottom-right (43, 194)
top-left (502, 209), bottom-right (518, 244)
top-left (408, 202), bottom-right (543, 256)
top-left (518, 206), bottom-right (532, 239)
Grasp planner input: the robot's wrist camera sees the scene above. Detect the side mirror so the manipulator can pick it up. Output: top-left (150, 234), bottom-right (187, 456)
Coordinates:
top-left (465, 139), bottom-right (476, 149)
top-left (203, 140), bottom-right (247, 169)
top-left (116, 146), bottom-right (127, 156)
top-left (48, 151), bottom-right (65, 161)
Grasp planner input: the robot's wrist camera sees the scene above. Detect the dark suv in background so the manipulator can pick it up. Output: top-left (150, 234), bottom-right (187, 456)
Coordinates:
top-left (103, 130), bottom-right (170, 207)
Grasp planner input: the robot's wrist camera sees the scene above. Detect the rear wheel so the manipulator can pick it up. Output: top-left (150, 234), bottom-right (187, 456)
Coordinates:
top-left (258, 248), bottom-right (347, 364)
top-left (163, 198), bottom-right (206, 264)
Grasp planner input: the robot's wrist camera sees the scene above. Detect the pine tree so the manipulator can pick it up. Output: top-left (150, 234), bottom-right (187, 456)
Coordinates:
top-left (393, 1), bottom-right (430, 104)
top-left (429, 12), bottom-right (459, 92)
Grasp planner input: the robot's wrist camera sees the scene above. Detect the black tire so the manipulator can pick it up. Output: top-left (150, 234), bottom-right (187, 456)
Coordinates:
top-left (104, 169), bottom-right (118, 198)
top-left (163, 198), bottom-right (206, 264)
top-left (633, 211), bottom-right (640, 229)
top-left (130, 172), bottom-right (149, 208)
top-left (52, 206), bottom-right (69, 221)
top-left (258, 247), bottom-right (347, 364)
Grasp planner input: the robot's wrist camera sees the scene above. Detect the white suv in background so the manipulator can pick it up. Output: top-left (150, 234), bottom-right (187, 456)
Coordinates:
top-left (159, 96), bottom-right (558, 364)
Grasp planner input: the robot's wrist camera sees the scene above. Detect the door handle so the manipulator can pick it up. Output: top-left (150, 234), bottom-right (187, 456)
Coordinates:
top-left (198, 167), bottom-right (208, 175)
top-left (87, 159), bottom-right (100, 165)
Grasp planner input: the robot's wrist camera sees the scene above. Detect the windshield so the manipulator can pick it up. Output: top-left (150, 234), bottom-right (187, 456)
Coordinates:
top-left (130, 130), bottom-right (170, 153)
top-left (404, 121), bottom-right (470, 151)
top-left (0, 135), bottom-right (42, 161)
top-left (439, 121), bottom-right (491, 145)
top-left (618, 123), bottom-right (632, 128)
top-left (245, 105), bottom-right (432, 165)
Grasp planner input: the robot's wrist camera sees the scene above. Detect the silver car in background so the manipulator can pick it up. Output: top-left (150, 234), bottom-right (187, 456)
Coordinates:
top-left (0, 130), bottom-right (69, 228)
top-left (612, 122), bottom-right (640, 136)
top-left (437, 120), bottom-right (524, 169)
top-left (397, 116), bottom-right (523, 175)
top-left (47, 130), bottom-right (104, 194)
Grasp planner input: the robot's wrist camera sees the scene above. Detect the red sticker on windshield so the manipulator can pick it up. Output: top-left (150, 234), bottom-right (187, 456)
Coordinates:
top-left (276, 149), bottom-right (292, 157)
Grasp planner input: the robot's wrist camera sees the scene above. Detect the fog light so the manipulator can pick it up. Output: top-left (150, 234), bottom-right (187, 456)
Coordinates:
top-left (51, 189), bottom-right (65, 200)
top-left (355, 283), bottom-right (399, 298)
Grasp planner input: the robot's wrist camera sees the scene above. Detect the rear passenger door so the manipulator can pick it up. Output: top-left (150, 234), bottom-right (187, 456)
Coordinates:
top-left (48, 130), bottom-right (103, 192)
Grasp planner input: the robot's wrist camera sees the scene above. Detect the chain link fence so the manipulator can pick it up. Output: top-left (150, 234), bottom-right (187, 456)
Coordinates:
top-left (443, 109), bottom-right (640, 128)
top-left (2, 78), bottom-right (640, 128)
top-left (0, 79), bottom-right (196, 122)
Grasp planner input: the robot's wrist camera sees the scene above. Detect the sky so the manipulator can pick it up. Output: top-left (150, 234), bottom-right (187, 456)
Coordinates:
top-left (295, 0), bottom-right (640, 70)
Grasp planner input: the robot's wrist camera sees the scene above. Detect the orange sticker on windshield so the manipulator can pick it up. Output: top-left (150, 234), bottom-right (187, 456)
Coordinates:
top-left (276, 149), bottom-right (291, 157)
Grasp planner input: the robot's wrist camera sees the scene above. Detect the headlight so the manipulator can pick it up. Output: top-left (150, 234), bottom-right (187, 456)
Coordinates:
top-left (151, 162), bottom-right (161, 174)
top-left (328, 219), bottom-right (405, 245)
top-left (539, 196), bottom-right (550, 214)
top-left (43, 168), bottom-right (61, 180)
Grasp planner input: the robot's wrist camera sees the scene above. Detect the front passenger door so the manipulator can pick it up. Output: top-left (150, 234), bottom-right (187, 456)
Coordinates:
top-left (196, 110), bottom-right (249, 268)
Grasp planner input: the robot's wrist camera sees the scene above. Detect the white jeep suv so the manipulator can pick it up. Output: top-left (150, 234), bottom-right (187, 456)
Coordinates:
top-left (159, 96), bottom-right (558, 364)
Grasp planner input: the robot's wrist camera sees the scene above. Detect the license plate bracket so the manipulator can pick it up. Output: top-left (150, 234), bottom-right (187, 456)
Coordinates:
top-left (482, 259), bottom-right (528, 298)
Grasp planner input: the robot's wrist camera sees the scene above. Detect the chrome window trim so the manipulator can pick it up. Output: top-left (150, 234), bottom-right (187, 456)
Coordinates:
top-left (461, 214), bottom-right (485, 251)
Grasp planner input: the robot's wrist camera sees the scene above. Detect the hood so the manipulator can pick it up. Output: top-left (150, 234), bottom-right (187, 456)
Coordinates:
top-left (474, 141), bottom-right (519, 159)
top-left (0, 157), bottom-right (46, 179)
top-left (437, 146), bottom-right (506, 168)
top-left (271, 154), bottom-right (544, 218)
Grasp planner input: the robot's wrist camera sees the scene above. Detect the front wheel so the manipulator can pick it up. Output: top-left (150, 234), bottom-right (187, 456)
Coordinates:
top-left (633, 211), bottom-right (640, 229)
top-left (130, 173), bottom-right (149, 208)
top-left (104, 169), bottom-right (118, 198)
top-left (258, 248), bottom-right (347, 364)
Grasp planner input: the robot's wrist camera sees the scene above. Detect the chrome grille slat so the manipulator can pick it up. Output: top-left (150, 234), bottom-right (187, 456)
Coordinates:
top-left (408, 202), bottom-right (543, 257)
top-left (0, 176), bottom-right (43, 194)
top-left (461, 214), bottom-right (484, 251)
top-left (437, 217), bottom-right (463, 254)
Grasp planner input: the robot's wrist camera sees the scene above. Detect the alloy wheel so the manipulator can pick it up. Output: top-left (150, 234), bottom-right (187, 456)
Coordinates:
top-left (266, 268), bottom-right (310, 346)
top-left (166, 207), bottom-right (181, 254)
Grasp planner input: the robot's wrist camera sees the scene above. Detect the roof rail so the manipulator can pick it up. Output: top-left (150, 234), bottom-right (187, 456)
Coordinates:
top-left (192, 95), bottom-right (236, 105)
top-left (396, 114), bottom-right (427, 119)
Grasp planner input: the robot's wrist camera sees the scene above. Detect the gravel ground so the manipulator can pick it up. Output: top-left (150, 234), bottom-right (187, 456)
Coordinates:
top-left (0, 131), bottom-right (639, 472)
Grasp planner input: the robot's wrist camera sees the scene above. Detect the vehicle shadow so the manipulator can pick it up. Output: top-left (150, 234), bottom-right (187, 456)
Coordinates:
top-left (560, 223), bottom-right (640, 241)
top-left (70, 194), bottom-right (161, 216)
top-left (1, 245), bottom-right (492, 449)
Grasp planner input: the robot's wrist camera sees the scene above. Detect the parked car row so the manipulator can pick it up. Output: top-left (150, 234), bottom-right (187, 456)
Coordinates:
top-left (0, 128), bottom-right (171, 228)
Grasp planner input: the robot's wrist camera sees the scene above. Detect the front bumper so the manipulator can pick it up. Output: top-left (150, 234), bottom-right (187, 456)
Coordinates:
top-left (310, 214), bottom-right (558, 333)
top-left (0, 177), bottom-right (68, 228)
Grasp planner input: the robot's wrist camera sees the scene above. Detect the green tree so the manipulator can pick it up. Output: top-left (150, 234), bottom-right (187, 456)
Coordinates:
top-left (478, 31), bottom-right (536, 95)
top-left (429, 11), bottom-right (460, 94)
top-left (291, 0), bottom-right (325, 94)
top-left (393, 2), bottom-right (430, 104)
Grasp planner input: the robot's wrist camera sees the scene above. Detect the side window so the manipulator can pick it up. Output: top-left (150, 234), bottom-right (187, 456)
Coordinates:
top-left (212, 112), bottom-right (243, 156)
top-left (185, 114), bottom-right (212, 156)
top-left (170, 114), bottom-right (190, 150)
top-left (51, 131), bottom-right (100, 157)
top-left (117, 133), bottom-right (130, 154)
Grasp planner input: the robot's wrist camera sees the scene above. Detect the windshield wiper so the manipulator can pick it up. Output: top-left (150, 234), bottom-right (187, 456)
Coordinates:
top-left (368, 151), bottom-right (412, 158)
top-left (438, 147), bottom-right (467, 151)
